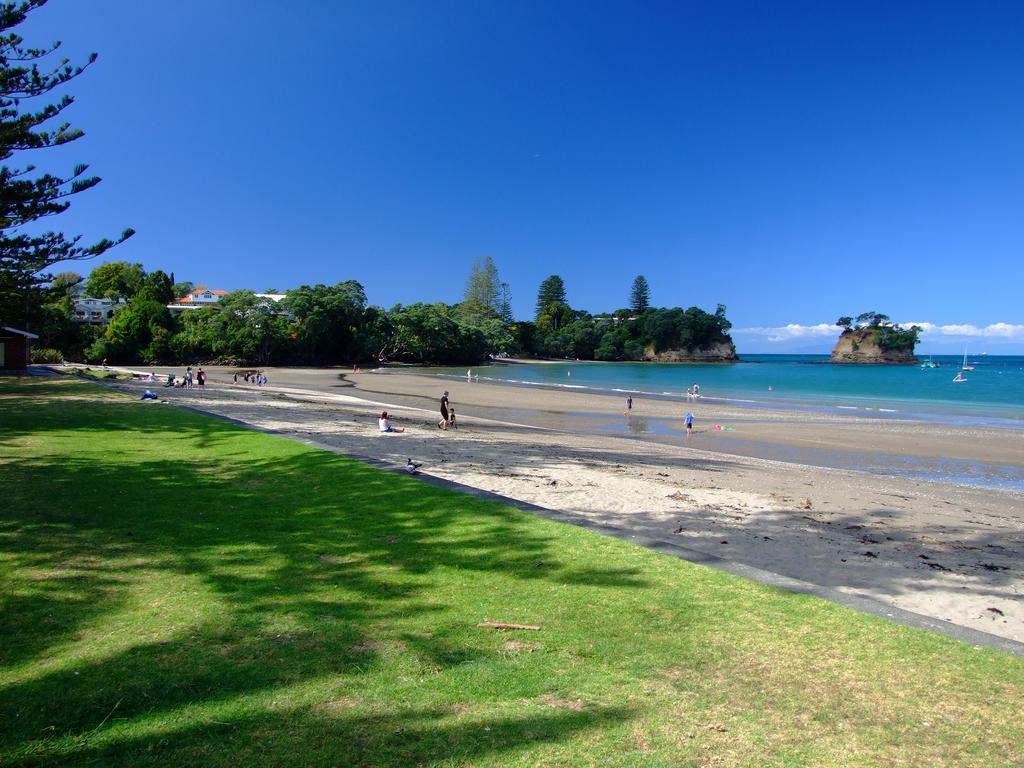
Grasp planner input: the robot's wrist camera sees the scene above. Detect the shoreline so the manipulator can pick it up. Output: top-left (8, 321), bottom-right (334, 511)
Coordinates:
top-left (428, 356), bottom-right (1024, 430)
top-left (418, 366), bottom-right (1024, 433)
top-left (91, 365), bottom-right (1024, 645)
top-left (356, 369), bottom-right (1024, 480)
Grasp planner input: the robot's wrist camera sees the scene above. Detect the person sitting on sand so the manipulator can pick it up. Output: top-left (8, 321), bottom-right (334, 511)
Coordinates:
top-left (378, 411), bottom-right (404, 433)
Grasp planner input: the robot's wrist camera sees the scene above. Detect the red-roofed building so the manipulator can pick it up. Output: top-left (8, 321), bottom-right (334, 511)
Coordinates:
top-left (175, 288), bottom-right (229, 305)
top-left (169, 288), bottom-right (230, 314)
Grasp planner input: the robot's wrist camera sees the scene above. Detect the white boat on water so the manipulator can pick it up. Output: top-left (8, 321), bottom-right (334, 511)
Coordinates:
top-left (961, 347), bottom-right (974, 372)
top-left (953, 370), bottom-right (967, 383)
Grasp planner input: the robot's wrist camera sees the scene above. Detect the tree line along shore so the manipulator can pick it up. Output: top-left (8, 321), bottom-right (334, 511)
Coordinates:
top-left (18, 259), bottom-right (740, 367)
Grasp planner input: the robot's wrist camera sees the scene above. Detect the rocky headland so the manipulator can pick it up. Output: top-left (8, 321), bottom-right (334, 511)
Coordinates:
top-left (646, 340), bottom-right (740, 362)
top-left (830, 328), bottom-right (918, 364)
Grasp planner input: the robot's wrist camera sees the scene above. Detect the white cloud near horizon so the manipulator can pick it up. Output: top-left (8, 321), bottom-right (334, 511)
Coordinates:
top-left (735, 323), bottom-right (837, 342)
top-left (736, 322), bottom-right (1024, 342)
top-left (903, 322), bottom-right (1024, 338)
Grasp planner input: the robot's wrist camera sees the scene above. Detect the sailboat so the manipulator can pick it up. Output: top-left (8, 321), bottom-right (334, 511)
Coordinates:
top-left (961, 346), bottom-right (974, 372)
top-left (952, 370), bottom-right (967, 383)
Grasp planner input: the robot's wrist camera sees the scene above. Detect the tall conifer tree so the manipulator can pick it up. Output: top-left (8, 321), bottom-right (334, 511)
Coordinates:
top-left (535, 275), bottom-right (566, 320)
top-left (629, 275), bottom-right (650, 313)
top-left (0, 0), bottom-right (133, 325)
top-left (463, 256), bottom-right (503, 311)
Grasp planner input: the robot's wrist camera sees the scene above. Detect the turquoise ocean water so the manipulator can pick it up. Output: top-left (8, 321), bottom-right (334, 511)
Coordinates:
top-left (442, 355), bottom-right (1024, 429)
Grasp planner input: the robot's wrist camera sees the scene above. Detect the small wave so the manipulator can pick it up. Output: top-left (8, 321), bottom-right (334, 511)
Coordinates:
top-left (837, 406), bottom-right (859, 410)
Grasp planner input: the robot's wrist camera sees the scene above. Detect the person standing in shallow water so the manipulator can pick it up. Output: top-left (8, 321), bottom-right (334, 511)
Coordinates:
top-left (685, 410), bottom-right (694, 435)
top-left (438, 390), bottom-right (450, 430)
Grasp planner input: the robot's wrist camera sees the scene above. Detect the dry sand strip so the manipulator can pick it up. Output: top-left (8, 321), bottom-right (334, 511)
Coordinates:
top-left (99, 366), bottom-right (1024, 649)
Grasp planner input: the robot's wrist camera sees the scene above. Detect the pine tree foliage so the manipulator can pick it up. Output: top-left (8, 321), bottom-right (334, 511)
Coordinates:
top-left (629, 275), bottom-right (650, 313)
top-left (0, 0), bottom-right (133, 324)
top-left (498, 281), bottom-right (513, 323)
top-left (463, 256), bottom-right (502, 311)
top-left (535, 275), bottom-right (566, 320)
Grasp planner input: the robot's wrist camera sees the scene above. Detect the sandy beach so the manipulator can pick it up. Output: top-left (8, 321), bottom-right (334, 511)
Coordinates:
top-left (111, 365), bottom-right (1023, 645)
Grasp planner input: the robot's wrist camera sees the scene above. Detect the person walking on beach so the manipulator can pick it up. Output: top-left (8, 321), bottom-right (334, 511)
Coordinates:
top-left (447, 406), bottom-right (457, 429)
top-left (197, 367), bottom-right (206, 387)
top-left (438, 390), bottom-right (450, 430)
top-left (685, 410), bottom-right (694, 435)
top-left (626, 396), bottom-right (633, 411)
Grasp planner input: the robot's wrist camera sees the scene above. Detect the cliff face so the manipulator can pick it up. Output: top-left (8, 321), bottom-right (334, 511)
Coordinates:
top-left (645, 340), bottom-right (739, 362)
top-left (830, 329), bottom-right (918, 364)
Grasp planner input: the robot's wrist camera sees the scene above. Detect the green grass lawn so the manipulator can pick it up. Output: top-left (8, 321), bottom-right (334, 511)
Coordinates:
top-left (1, 376), bottom-right (1021, 767)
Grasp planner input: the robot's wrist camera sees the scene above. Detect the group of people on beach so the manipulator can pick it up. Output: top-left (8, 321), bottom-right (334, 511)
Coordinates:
top-left (231, 371), bottom-right (268, 385)
top-left (378, 390), bottom-right (458, 435)
top-left (165, 366), bottom-right (206, 389)
top-left (627, 393), bottom-right (695, 435)
top-left (439, 390), bottom-right (457, 430)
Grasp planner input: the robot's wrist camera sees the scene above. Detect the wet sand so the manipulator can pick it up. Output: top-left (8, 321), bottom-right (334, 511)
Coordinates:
top-left (112, 365), bottom-right (1024, 645)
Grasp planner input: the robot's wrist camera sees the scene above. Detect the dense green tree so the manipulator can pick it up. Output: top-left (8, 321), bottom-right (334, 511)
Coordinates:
top-left (629, 275), bottom-right (650, 313)
top-left (49, 271), bottom-right (84, 303)
top-left (714, 303), bottom-right (732, 333)
top-left (856, 311), bottom-right (890, 327)
top-left (210, 291), bottom-right (291, 364)
top-left (463, 256), bottom-right (503, 315)
top-left (33, 272), bottom-right (94, 361)
top-left (379, 303), bottom-right (486, 364)
top-left (454, 299), bottom-right (513, 355)
top-left (836, 316), bottom-right (853, 330)
top-left (88, 297), bottom-right (172, 363)
top-left (137, 270), bottom-right (174, 304)
top-left (498, 281), bottom-right (513, 323)
top-left (535, 275), bottom-right (566, 320)
top-left (640, 309), bottom-right (681, 353)
top-left (593, 326), bottom-right (627, 361)
top-left (565, 319), bottom-right (603, 359)
top-left (0, 1), bottom-right (133, 327)
top-left (874, 323), bottom-right (921, 351)
top-left (282, 281), bottom-right (367, 362)
top-left (85, 261), bottom-right (146, 300)
top-left (510, 321), bottom-right (536, 356)
top-left (536, 299), bottom-right (573, 333)
top-left (357, 305), bottom-right (393, 362)
top-left (170, 307), bottom-right (219, 362)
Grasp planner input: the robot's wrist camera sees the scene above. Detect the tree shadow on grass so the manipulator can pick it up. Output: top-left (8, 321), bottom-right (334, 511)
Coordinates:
top-left (8, 701), bottom-right (635, 768)
top-left (0, 394), bottom-right (655, 764)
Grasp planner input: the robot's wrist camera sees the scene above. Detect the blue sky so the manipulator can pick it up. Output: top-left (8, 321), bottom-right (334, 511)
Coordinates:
top-left (20, 1), bottom-right (1024, 352)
